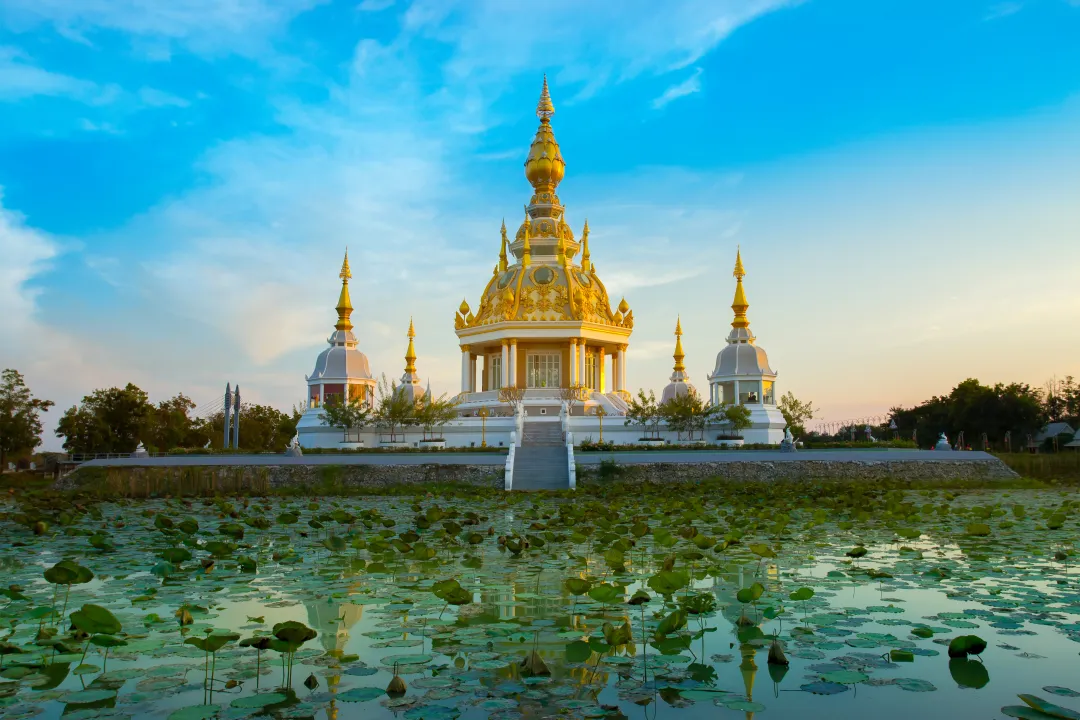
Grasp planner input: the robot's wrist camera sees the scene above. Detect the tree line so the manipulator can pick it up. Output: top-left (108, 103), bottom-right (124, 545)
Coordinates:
top-left (319, 374), bottom-right (459, 443)
top-left (885, 377), bottom-right (1079, 450)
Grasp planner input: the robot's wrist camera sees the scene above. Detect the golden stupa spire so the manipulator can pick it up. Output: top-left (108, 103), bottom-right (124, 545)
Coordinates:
top-left (522, 206), bottom-right (532, 267)
top-left (498, 219), bottom-right (509, 272)
top-left (335, 249), bottom-right (353, 333)
top-left (404, 317), bottom-right (417, 374)
top-left (739, 637), bottom-right (758, 720)
top-left (580, 219), bottom-right (591, 271)
top-left (731, 246), bottom-right (750, 330)
top-left (673, 316), bottom-right (686, 373)
top-left (537, 74), bottom-right (554, 118)
top-left (524, 76), bottom-right (565, 193)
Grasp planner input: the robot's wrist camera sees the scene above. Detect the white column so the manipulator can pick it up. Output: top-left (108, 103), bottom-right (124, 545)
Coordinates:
top-left (501, 341), bottom-right (510, 388)
top-left (470, 355), bottom-right (477, 393)
top-left (598, 347), bottom-right (606, 393)
top-left (319, 383), bottom-right (324, 408)
top-left (617, 346), bottom-right (627, 392)
top-left (578, 343), bottom-right (587, 389)
top-left (759, 379), bottom-right (765, 404)
top-left (461, 347), bottom-right (470, 394)
top-left (569, 340), bottom-right (577, 386)
top-left (734, 379), bottom-right (741, 405)
top-left (509, 340), bottom-right (518, 389)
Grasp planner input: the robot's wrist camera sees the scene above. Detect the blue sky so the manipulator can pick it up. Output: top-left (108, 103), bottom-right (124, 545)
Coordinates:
top-left (2, 0), bottom-right (1079, 446)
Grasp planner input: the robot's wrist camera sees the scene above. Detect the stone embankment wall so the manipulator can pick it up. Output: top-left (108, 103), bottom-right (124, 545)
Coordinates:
top-left (63, 463), bottom-right (502, 494)
top-left (578, 459), bottom-right (1019, 484)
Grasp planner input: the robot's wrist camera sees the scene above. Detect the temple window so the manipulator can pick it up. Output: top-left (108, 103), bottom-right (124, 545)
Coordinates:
top-left (489, 355), bottom-right (503, 391)
top-left (527, 352), bottom-right (560, 388)
top-left (762, 381), bottom-right (775, 405)
top-left (739, 386), bottom-right (758, 405)
top-left (585, 352), bottom-right (597, 390)
top-left (310, 386), bottom-right (321, 408)
top-left (349, 384), bottom-right (365, 403)
top-left (323, 383), bottom-right (345, 405)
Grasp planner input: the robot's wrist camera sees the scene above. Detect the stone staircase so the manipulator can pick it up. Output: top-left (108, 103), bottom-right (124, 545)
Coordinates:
top-left (511, 421), bottom-right (569, 491)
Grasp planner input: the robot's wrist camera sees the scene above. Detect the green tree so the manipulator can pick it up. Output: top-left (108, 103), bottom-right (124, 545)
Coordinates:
top-left (374, 374), bottom-right (416, 443)
top-left (624, 389), bottom-right (661, 440)
top-left (777, 391), bottom-right (815, 438)
top-left (659, 389), bottom-right (717, 441)
top-left (0, 369), bottom-right (54, 469)
top-left (719, 403), bottom-right (753, 438)
top-left (891, 378), bottom-right (1045, 449)
top-left (320, 394), bottom-right (372, 442)
top-left (148, 394), bottom-right (204, 451)
top-left (55, 383), bottom-right (152, 454)
top-left (414, 393), bottom-right (460, 441)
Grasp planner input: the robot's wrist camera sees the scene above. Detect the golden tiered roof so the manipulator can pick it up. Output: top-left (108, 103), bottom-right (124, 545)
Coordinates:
top-left (455, 78), bottom-right (632, 331)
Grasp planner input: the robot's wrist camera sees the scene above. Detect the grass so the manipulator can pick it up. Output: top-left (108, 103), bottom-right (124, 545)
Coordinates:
top-left (995, 452), bottom-right (1080, 481)
top-left (0, 471), bottom-right (54, 493)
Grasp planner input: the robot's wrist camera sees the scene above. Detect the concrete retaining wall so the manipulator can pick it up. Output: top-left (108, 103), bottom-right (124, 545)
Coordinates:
top-left (577, 458), bottom-right (1019, 484)
top-left (64, 463), bottom-right (503, 494)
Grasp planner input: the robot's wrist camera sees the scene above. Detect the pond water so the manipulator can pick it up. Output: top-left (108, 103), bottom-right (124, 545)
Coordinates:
top-left (0, 486), bottom-right (1078, 720)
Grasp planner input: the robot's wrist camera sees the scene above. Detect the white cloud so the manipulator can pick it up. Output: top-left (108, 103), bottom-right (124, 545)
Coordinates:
top-left (652, 67), bottom-right (704, 109)
top-left (0, 46), bottom-right (98, 101)
top-left (0, 189), bottom-right (58, 330)
top-left (139, 86), bottom-right (190, 108)
top-left (983, 2), bottom-right (1023, 20)
top-left (0, 0), bottom-right (326, 57)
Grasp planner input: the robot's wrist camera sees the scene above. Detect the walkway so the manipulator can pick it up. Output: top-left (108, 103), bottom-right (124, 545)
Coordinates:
top-left (511, 421), bottom-right (570, 491)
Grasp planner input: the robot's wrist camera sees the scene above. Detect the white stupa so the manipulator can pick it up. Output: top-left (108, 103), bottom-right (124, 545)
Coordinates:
top-left (660, 317), bottom-right (696, 403)
top-left (296, 251), bottom-right (376, 447)
top-left (706, 249), bottom-right (785, 444)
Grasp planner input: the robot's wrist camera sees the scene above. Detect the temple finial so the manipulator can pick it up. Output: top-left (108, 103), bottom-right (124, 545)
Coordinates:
top-left (404, 317), bottom-right (417, 374)
top-left (335, 248), bottom-right (353, 332)
top-left (498, 219), bottom-right (509, 272)
top-left (537, 74), bottom-right (554, 119)
top-left (581, 219), bottom-right (591, 271)
top-left (522, 207), bottom-right (532, 267)
top-left (731, 247), bottom-right (750, 330)
top-left (673, 316), bottom-right (686, 373)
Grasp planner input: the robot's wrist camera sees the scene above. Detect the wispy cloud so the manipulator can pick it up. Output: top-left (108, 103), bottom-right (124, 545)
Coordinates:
top-left (0, 0), bottom-right (325, 58)
top-left (138, 86), bottom-right (190, 108)
top-left (983, 2), bottom-right (1023, 20)
top-left (0, 46), bottom-right (98, 101)
top-left (652, 67), bottom-right (703, 109)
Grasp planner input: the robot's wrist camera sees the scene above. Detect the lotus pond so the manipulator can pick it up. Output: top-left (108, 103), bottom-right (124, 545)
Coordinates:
top-left (1, 481), bottom-right (1079, 720)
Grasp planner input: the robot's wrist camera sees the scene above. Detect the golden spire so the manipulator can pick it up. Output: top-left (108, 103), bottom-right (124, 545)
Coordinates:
top-left (404, 317), bottom-right (417, 374)
top-left (524, 76), bottom-right (565, 192)
top-left (580, 219), bottom-right (591, 271)
top-left (731, 246), bottom-right (750, 330)
top-left (536, 74), bottom-right (554, 118)
top-left (498, 219), bottom-right (509, 272)
top-left (673, 316), bottom-right (686, 373)
top-left (335, 249), bottom-right (353, 333)
top-left (522, 207), bottom-right (532, 267)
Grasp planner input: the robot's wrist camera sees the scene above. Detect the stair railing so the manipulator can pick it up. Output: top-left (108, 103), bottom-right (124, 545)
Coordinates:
top-left (505, 432), bottom-right (516, 491)
top-left (566, 431), bottom-right (576, 490)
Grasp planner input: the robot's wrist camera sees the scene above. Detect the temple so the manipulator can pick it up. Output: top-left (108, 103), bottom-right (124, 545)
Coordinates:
top-left (297, 78), bottom-right (786, 449)
top-left (452, 76), bottom-right (633, 418)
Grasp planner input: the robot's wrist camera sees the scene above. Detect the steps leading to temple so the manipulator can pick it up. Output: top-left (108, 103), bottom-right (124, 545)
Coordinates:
top-left (512, 421), bottom-right (569, 490)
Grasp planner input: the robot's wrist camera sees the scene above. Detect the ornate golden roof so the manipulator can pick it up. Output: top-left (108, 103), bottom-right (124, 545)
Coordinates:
top-left (673, 317), bottom-right (686, 373)
top-left (455, 78), bottom-right (632, 333)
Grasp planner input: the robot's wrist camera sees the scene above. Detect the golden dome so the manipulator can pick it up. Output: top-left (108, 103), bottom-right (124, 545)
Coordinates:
top-left (523, 76), bottom-right (565, 193)
top-left (460, 263), bottom-right (629, 328)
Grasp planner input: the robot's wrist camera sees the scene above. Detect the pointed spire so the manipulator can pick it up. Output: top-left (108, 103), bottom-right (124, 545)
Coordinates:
top-left (536, 74), bottom-right (554, 119)
top-left (522, 207), bottom-right (532, 267)
top-left (335, 248), bottom-right (354, 332)
top-left (673, 316), bottom-right (686, 373)
top-left (404, 317), bottom-right (417, 374)
top-left (580, 219), bottom-right (591, 271)
top-left (498, 219), bottom-right (509, 272)
top-left (731, 246), bottom-right (750, 330)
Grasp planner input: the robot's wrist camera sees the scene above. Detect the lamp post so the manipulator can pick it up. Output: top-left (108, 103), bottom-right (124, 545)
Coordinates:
top-left (592, 405), bottom-right (607, 444)
top-left (477, 406), bottom-right (490, 448)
